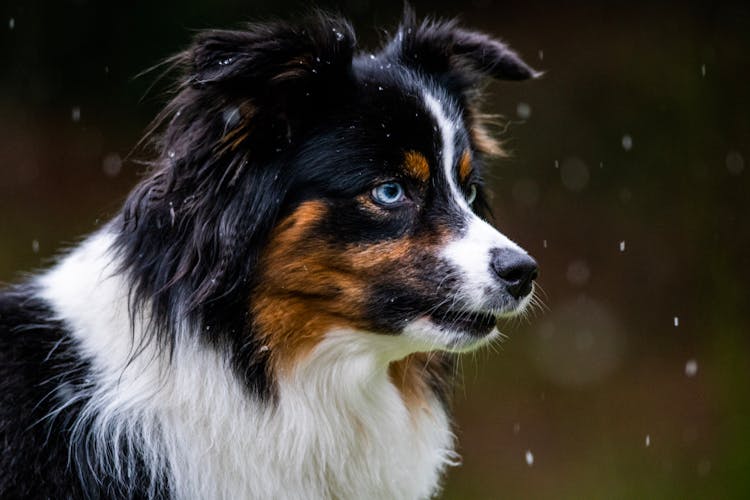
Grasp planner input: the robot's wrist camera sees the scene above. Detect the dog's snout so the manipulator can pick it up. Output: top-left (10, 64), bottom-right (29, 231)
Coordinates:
top-left (490, 248), bottom-right (538, 299)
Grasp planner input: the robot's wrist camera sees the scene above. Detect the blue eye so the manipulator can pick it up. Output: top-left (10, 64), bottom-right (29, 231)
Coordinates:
top-left (371, 182), bottom-right (406, 205)
top-left (467, 184), bottom-right (478, 205)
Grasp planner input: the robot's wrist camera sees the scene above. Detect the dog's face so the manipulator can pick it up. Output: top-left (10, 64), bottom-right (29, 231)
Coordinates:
top-left (119, 14), bottom-right (538, 374)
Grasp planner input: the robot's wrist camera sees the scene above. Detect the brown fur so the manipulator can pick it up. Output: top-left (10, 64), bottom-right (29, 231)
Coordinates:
top-left (458, 149), bottom-right (472, 182)
top-left (403, 150), bottom-right (431, 182)
top-left (251, 200), bottom-right (453, 410)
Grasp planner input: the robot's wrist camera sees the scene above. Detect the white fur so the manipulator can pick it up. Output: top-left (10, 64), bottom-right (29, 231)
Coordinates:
top-left (424, 90), bottom-right (529, 311)
top-left (442, 217), bottom-right (526, 309)
top-left (36, 230), bottom-right (456, 499)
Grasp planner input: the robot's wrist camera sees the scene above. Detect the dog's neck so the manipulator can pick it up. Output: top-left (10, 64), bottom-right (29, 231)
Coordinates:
top-left (37, 229), bottom-right (457, 499)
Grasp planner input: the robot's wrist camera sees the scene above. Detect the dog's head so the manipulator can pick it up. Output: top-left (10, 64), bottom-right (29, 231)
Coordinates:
top-left (117, 12), bottom-right (538, 383)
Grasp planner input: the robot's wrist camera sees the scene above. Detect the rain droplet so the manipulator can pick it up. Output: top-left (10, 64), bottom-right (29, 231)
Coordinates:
top-left (726, 151), bottom-right (744, 175)
top-left (700, 64), bottom-right (706, 77)
top-left (538, 49), bottom-right (544, 60)
top-left (554, 159), bottom-right (559, 169)
top-left (560, 157), bottom-right (590, 192)
top-left (9, 17), bottom-right (15, 30)
top-left (543, 239), bottom-right (548, 249)
top-left (525, 450), bottom-right (534, 466)
top-left (71, 107), bottom-right (81, 122)
top-left (102, 153), bottom-right (122, 177)
top-left (513, 423), bottom-right (521, 434)
top-left (685, 359), bottom-right (698, 377)
top-left (674, 316), bottom-right (679, 327)
top-left (622, 134), bottom-right (633, 151)
top-left (516, 102), bottom-right (532, 120)
top-left (32, 240), bottom-right (39, 254)
top-left (566, 259), bottom-right (590, 286)
top-left (619, 240), bottom-right (626, 252)
top-left (645, 434), bottom-right (651, 447)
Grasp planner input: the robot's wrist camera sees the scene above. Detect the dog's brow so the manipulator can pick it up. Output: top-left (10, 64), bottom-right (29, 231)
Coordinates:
top-left (458, 150), bottom-right (472, 183)
top-left (403, 151), bottom-right (431, 182)
top-left (424, 92), bottom-right (470, 211)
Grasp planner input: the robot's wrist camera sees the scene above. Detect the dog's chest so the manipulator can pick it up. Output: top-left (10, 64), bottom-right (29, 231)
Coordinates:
top-left (163, 344), bottom-right (455, 500)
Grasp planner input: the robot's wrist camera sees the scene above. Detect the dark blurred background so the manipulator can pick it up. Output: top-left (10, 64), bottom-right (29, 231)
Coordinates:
top-left (1, 1), bottom-right (749, 498)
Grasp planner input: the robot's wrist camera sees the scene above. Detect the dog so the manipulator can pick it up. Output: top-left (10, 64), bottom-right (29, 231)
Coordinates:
top-left (0, 11), bottom-right (538, 499)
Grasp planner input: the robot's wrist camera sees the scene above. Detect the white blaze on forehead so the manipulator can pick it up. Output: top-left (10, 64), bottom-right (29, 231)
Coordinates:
top-left (423, 92), bottom-right (471, 212)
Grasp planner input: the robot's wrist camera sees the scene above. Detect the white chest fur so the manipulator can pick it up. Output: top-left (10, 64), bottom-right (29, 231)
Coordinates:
top-left (37, 232), bottom-right (456, 499)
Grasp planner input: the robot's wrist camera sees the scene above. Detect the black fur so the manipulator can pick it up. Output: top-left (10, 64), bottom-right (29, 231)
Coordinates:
top-left (1, 11), bottom-right (535, 498)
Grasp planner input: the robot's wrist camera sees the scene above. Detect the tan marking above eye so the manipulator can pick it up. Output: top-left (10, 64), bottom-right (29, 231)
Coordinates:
top-left (458, 149), bottom-right (472, 183)
top-left (403, 150), bottom-right (431, 182)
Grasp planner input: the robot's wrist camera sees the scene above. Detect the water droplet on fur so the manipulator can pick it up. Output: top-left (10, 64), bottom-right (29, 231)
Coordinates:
top-left (370, 54), bottom-right (376, 60)
top-left (259, 345), bottom-right (270, 352)
top-left (167, 150), bottom-right (176, 159)
top-left (622, 134), bottom-right (633, 151)
top-left (332, 29), bottom-right (344, 41)
top-left (218, 57), bottom-right (234, 66)
top-left (685, 359), bottom-right (698, 377)
top-left (315, 56), bottom-right (321, 62)
top-left (525, 450), bottom-right (534, 466)
top-left (71, 106), bottom-right (81, 122)
top-left (378, 86), bottom-right (384, 91)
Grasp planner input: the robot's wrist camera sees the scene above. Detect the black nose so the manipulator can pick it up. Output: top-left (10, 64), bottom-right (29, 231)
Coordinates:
top-left (490, 248), bottom-right (538, 299)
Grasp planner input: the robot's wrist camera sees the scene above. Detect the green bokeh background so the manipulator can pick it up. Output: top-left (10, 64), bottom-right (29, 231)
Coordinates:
top-left (1, 1), bottom-right (748, 498)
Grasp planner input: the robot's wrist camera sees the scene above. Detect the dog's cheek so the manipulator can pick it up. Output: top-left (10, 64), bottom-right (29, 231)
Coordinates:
top-left (348, 239), bottom-right (448, 333)
top-left (251, 201), bottom-right (372, 371)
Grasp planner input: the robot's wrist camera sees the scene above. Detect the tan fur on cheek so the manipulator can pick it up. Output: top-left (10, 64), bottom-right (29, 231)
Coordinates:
top-left (252, 201), bottom-right (371, 374)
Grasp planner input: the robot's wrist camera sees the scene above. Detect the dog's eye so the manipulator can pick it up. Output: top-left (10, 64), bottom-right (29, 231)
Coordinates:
top-left (467, 184), bottom-right (478, 205)
top-left (371, 182), bottom-right (406, 206)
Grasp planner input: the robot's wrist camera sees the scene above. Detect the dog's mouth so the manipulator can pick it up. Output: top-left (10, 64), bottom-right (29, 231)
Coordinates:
top-left (428, 306), bottom-right (497, 337)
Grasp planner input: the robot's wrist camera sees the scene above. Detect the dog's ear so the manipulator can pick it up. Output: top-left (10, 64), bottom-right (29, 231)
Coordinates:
top-left (383, 10), bottom-right (538, 93)
top-left (186, 15), bottom-right (355, 97)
